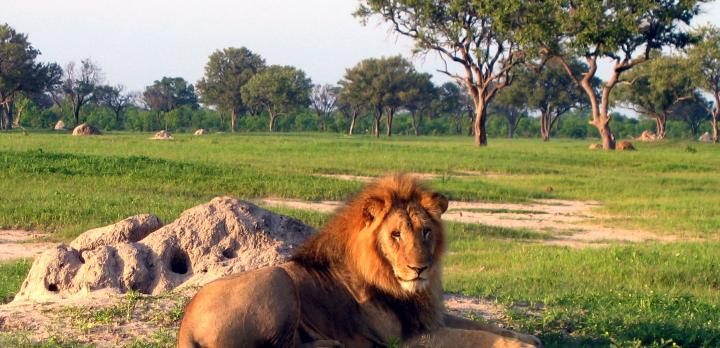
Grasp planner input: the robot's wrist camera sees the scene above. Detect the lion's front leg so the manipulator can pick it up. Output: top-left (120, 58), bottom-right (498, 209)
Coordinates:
top-left (402, 327), bottom-right (538, 348)
top-left (443, 314), bottom-right (542, 347)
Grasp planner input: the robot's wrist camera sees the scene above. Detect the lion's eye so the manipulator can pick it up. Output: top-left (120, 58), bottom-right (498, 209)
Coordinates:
top-left (391, 231), bottom-right (401, 239)
top-left (422, 228), bottom-right (431, 239)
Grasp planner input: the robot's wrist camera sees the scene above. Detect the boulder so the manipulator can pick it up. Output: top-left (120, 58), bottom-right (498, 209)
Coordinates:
top-left (588, 143), bottom-right (602, 150)
top-left (150, 130), bottom-right (173, 140)
top-left (53, 120), bottom-right (66, 131)
top-left (699, 132), bottom-right (712, 143)
top-left (71, 123), bottom-right (101, 136)
top-left (12, 197), bottom-right (315, 302)
top-left (616, 141), bottom-right (636, 151)
top-left (194, 128), bottom-right (206, 136)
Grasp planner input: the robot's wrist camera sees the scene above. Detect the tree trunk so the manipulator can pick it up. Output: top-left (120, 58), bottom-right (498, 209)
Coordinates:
top-left (268, 112), bottom-right (277, 132)
top-left (5, 103), bottom-right (14, 130)
top-left (385, 108), bottom-right (395, 137)
top-left (231, 109), bottom-right (237, 132)
top-left (473, 101), bottom-right (488, 146)
top-left (655, 114), bottom-right (667, 139)
top-left (507, 118), bottom-right (514, 139)
top-left (540, 111), bottom-right (550, 141)
top-left (373, 108), bottom-right (382, 138)
top-left (595, 118), bottom-right (615, 149)
top-left (712, 111), bottom-right (719, 144)
top-left (410, 111), bottom-right (421, 136)
top-left (348, 110), bottom-right (357, 135)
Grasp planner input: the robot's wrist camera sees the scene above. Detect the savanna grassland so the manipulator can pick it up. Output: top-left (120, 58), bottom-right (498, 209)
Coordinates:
top-left (1, 131), bottom-right (719, 347)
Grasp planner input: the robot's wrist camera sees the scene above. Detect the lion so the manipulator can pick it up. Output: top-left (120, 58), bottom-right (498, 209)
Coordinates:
top-left (178, 174), bottom-right (542, 348)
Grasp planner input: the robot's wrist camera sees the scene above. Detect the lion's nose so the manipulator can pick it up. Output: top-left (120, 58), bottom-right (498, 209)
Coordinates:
top-left (407, 264), bottom-right (428, 275)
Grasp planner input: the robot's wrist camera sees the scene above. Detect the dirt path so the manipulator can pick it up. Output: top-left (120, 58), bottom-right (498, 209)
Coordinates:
top-left (317, 171), bottom-right (509, 183)
top-left (0, 230), bottom-right (55, 262)
top-left (260, 198), bottom-right (678, 248)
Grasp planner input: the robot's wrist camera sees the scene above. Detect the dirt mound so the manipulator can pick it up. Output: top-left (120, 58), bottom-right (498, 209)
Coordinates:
top-left (12, 197), bottom-right (314, 303)
top-left (699, 132), bottom-right (712, 143)
top-left (71, 123), bottom-right (101, 136)
top-left (588, 143), bottom-right (602, 150)
top-left (53, 120), bottom-right (66, 131)
top-left (616, 141), bottom-right (636, 151)
top-left (150, 130), bottom-right (173, 140)
top-left (637, 130), bottom-right (659, 142)
top-left (193, 128), bottom-right (206, 135)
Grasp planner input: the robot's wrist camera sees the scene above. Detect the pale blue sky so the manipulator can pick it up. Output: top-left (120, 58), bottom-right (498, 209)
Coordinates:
top-left (4, 0), bottom-right (720, 93)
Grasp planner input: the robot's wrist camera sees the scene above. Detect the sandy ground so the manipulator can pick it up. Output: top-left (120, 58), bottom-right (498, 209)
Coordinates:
top-left (0, 230), bottom-right (55, 262)
top-left (0, 291), bottom-right (517, 347)
top-left (260, 197), bottom-right (678, 248)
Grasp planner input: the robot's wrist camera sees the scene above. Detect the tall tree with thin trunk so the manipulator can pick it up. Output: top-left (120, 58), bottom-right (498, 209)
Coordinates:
top-left (56, 59), bottom-right (103, 126)
top-left (241, 65), bottom-right (312, 132)
top-left (310, 84), bottom-right (339, 132)
top-left (614, 55), bottom-right (695, 139)
top-left (400, 72), bottom-right (436, 136)
top-left (688, 25), bottom-right (720, 143)
top-left (356, 1), bottom-right (538, 146)
top-left (670, 97), bottom-right (710, 138)
top-left (196, 47), bottom-right (265, 132)
top-left (490, 71), bottom-right (529, 139)
top-left (94, 85), bottom-right (132, 126)
top-left (437, 82), bottom-right (466, 135)
top-left (537, 0), bottom-right (701, 149)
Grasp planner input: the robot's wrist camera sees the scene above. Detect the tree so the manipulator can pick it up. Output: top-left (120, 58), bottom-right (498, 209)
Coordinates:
top-left (491, 67), bottom-right (531, 139)
top-left (0, 24), bottom-right (61, 130)
top-left (54, 59), bottom-right (103, 126)
top-left (688, 25), bottom-right (720, 143)
top-left (336, 80), bottom-right (365, 135)
top-left (531, 59), bottom-right (591, 141)
top-left (670, 96), bottom-right (711, 137)
top-left (437, 82), bottom-right (466, 135)
top-left (400, 72), bottom-right (437, 136)
top-left (143, 77), bottom-right (198, 130)
top-left (94, 85), bottom-right (132, 125)
top-left (338, 56), bottom-right (415, 137)
top-left (310, 84), bottom-right (338, 132)
top-left (241, 65), bottom-right (312, 132)
top-left (614, 55), bottom-right (695, 139)
top-left (196, 47), bottom-right (265, 132)
top-left (539, 1), bottom-right (701, 149)
top-left (356, 1), bottom-right (541, 146)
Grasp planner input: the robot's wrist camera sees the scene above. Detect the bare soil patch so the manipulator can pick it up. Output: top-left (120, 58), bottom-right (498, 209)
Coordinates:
top-left (0, 230), bottom-right (55, 262)
top-left (316, 171), bottom-right (512, 183)
top-left (260, 198), bottom-right (679, 248)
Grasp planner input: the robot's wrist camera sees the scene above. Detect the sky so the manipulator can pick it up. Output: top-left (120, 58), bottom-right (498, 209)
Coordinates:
top-left (4, 0), bottom-right (720, 93)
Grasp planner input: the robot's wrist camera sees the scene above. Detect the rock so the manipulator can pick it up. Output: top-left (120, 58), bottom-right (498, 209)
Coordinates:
top-left (699, 132), bottom-right (712, 143)
top-left (150, 130), bottom-right (173, 140)
top-left (194, 128), bottom-right (206, 136)
top-left (71, 123), bottom-right (101, 136)
top-left (588, 143), bottom-right (602, 150)
top-left (616, 141), bottom-right (636, 151)
top-left (53, 120), bottom-right (66, 131)
top-left (12, 197), bottom-right (315, 302)
top-left (637, 130), bottom-right (658, 142)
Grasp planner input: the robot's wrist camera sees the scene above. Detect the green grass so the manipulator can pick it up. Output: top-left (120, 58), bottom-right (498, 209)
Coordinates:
top-left (1, 132), bottom-right (718, 238)
top-left (0, 259), bottom-right (32, 303)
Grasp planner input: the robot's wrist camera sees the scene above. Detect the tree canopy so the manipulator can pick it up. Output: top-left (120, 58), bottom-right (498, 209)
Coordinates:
top-left (196, 47), bottom-right (266, 132)
top-left (241, 65), bottom-right (312, 132)
top-left (688, 25), bottom-right (720, 143)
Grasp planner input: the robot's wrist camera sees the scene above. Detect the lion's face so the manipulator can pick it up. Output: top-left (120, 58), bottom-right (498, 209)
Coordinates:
top-left (375, 202), bottom-right (443, 292)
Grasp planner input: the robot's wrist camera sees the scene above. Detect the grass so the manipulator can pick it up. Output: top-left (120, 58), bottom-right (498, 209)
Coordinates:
top-left (0, 132), bottom-right (718, 238)
top-left (1, 131), bottom-right (719, 347)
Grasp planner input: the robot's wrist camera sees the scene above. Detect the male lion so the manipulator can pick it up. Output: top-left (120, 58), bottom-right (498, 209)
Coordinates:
top-left (178, 174), bottom-right (542, 348)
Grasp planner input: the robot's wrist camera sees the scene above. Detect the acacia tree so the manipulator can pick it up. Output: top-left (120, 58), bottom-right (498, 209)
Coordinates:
top-left (336, 80), bottom-right (365, 135)
top-left (688, 25), bottom-right (720, 143)
top-left (438, 82), bottom-right (466, 135)
top-left (310, 84), bottom-right (339, 132)
top-left (196, 47), bottom-right (265, 132)
top-left (241, 65), bottom-right (312, 132)
top-left (94, 85), bottom-right (132, 125)
top-left (54, 59), bottom-right (103, 126)
top-left (356, 1), bottom-right (540, 146)
top-left (143, 77), bottom-right (198, 130)
top-left (539, 0), bottom-right (701, 149)
top-left (614, 55), bottom-right (695, 139)
top-left (490, 69), bottom-right (529, 138)
top-left (670, 97), bottom-right (710, 137)
top-left (0, 24), bottom-right (61, 130)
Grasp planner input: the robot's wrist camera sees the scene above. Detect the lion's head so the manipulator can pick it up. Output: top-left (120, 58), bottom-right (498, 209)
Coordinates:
top-left (293, 174), bottom-right (448, 300)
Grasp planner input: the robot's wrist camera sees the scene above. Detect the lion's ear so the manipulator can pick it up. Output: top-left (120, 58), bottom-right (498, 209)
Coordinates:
top-left (421, 192), bottom-right (448, 216)
top-left (362, 196), bottom-right (385, 224)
